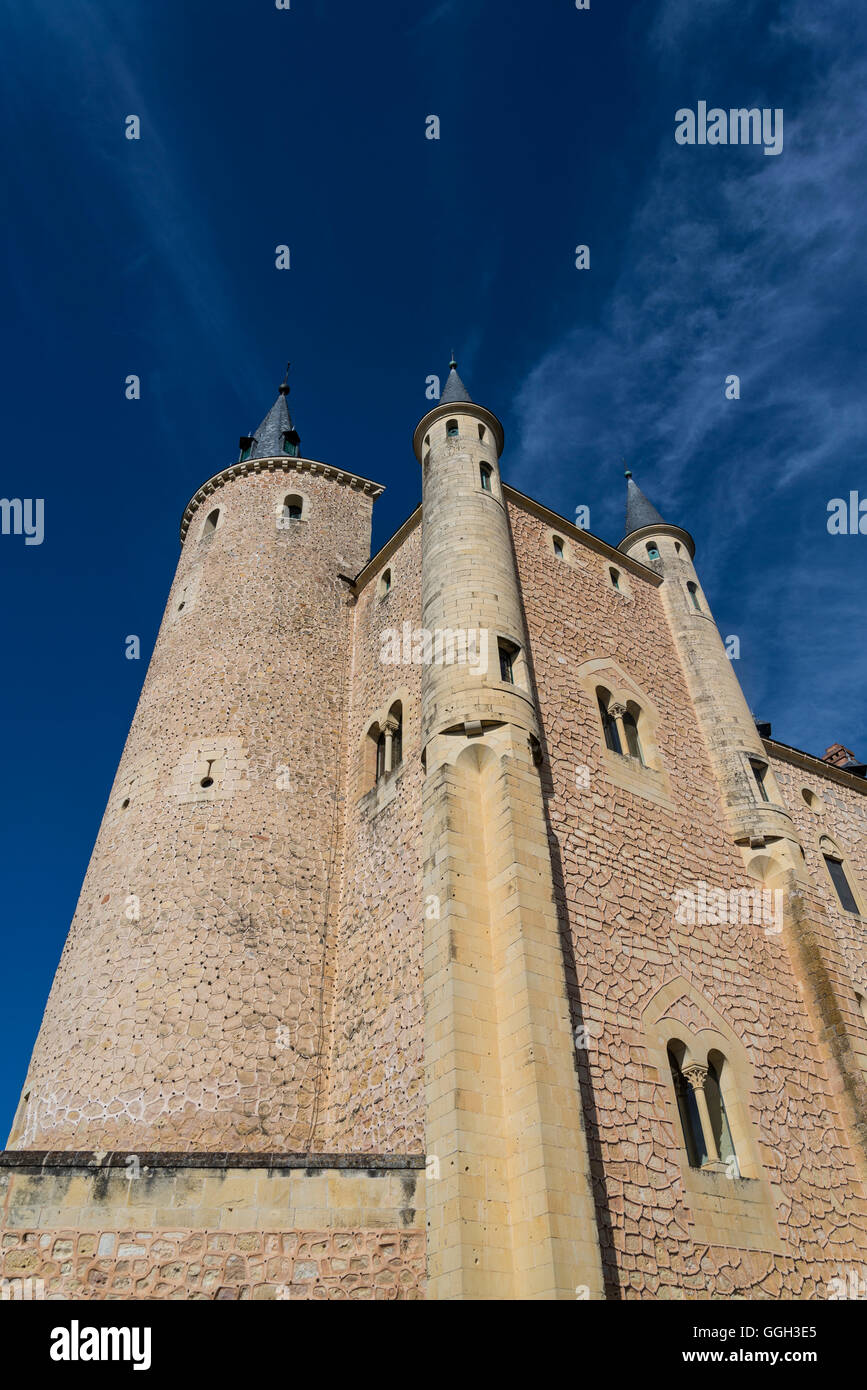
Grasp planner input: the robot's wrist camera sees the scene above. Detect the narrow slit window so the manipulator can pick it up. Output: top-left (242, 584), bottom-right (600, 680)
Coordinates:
top-left (609, 567), bottom-right (621, 591)
top-left (824, 855), bottom-right (860, 915)
top-left (598, 694), bottom-right (621, 755)
top-left (202, 509), bottom-right (220, 537)
top-left (705, 1057), bottom-right (739, 1175)
top-left (553, 535), bottom-right (564, 559)
top-left (498, 640), bottom-right (516, 684)
top-left (750, 758), bottom-right (770, 802)
top-left (480, 463), bottom-right (493, 492)
top-left (623, 710), bottom-right (644, 764)
top-left (668, 1047), bottom-right (706, 1169)
top-left (687, 582), bottom-right (701, 611)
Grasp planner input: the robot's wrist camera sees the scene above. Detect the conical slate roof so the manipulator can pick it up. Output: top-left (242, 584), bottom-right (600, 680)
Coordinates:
top-left (440, 359), bottom-right (472, 405)
top-left (245, 372), bottom-right (299, 460)
top-left (623, 472), bottom-right (667, 537)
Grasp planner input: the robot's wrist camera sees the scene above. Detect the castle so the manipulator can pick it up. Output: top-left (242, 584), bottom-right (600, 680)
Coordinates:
top-left (3, 361), bottom-right (867, 1300)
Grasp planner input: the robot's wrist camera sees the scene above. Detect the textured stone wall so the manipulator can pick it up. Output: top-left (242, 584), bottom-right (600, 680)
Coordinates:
top-left (11, 465), bottom-right (374, 1154)
top-left (326, 520), bottom-right (425, 1153)
top-left (0, 1228), bottom-right (425, 1300)
top-left (507, 496), bottom-right (867, 1298)
top-left (767, 753), bottom-right (867, 1094)
top-left (0, 1159), bottom-right (425, 1300)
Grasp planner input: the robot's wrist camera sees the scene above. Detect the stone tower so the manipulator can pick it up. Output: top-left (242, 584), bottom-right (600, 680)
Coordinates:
top-left (414, 363), bottom-right (604, 1299)
top-left (619, 472), bottom-right (867, 1183)
top-left (8, 376), bottom-right (380, 1154)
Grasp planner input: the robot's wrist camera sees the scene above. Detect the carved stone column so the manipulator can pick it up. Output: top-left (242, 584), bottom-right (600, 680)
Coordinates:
top-left (683, 1063), bottom-right (721, 1166)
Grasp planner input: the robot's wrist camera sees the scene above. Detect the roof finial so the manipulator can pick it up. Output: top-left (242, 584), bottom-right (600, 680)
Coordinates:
top-left (449, 350), bottom-right (457, 370)
top-left (279, 361), bottom-right (291, 396)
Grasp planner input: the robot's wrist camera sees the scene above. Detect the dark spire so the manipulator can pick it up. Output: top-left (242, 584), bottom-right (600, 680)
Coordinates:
top-left (623, 471), bottom-right (667, 536)
top-left (440, 357), bottom-right (473, 405)
top-left (240, 365), bottom-right (300, 461)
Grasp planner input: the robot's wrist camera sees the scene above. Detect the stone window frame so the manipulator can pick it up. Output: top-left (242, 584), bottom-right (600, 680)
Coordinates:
top-left (738, 750), bottom-right (784, 811)
top-left (817, 832), bottom-right (866, 918)
top-left (577, 658), bottom-right (673, 808)
top-left (800, 785), bottom-right (826, 814)
top-left (641, 976), bottom-right (782, 1252)
top-left (377, 567), bottom-right (393, 600)
top-left (199, 506), bottom-right (224, 542)
top-left (685, 578), bottom-right (706, 613)
top-left (275, 490), bottom-right (310, 527)
top-left (494, 633), bottom-right (528, 693)
top-left (603, 558), bottom-right (632, 598)
top-left (643, 981), bottom-right (763, 1181)
top-left (358, 687), bottom-right (412, 802)
top-left (475, 456), bottom-right (501, 501)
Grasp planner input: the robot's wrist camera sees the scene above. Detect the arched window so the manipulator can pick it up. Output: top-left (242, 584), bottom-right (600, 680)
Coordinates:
top-left (379, 568), bottom-right (392, 597)
top-left (375, 730), bottom-right (387, 781)
top-left (446, 419), bottom-right (459, 437)
top-left (623, 709), bottom-right (644, 764)
top-left (552, 535), bottom-right (565, 559)
top-left (687, 581), bottom-right (701, 611)
top-left (705, 1053), bottom-right (739, 1173)
top-left (597, 690), bottom-right (621, 754)
top-left (202, 509), bottom-right (220, 537)
top-left (609, 567), bottom-right (621, 591)
top-left (668, 1044), bottom-right (706, 1169)
top-left (646, 542), bottom-right (660, 561)
top-left (389, 702), bottom-right (403, 770)
top-left (668, 1045), bottom-right (740, 1173)
top-left (367, 703), bottom-right (403, 788)
top-left (821, 839), bottom-right (861, 915)
top-left (282, 495), bottom-right (303, 521)
top-left (478, 424), bottom-right (486, 441)
top-left (480, 463), bottom-right (493, 492)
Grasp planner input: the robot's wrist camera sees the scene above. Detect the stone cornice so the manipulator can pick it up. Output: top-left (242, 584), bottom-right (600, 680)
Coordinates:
top-left (763, 738), bottom-right (867, 795)
top-left (0, 1149), bottom-right (426, 1173)
top-left (179, 455), bottom-right (386, 543)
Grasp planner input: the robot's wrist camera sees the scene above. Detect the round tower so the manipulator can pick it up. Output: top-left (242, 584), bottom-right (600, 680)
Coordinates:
top-left (413, 360), bottom-right (538, 751)
top-left (416, 362), bottom-right (604, 1301)
top-left (10, 373), bottom-right (382, 1153)
top-left (618, 471), bottom-right (801, 867)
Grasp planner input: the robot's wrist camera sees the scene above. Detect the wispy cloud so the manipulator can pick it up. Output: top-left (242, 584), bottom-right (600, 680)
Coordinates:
top-left (512, 0), bottom-right (867, 749)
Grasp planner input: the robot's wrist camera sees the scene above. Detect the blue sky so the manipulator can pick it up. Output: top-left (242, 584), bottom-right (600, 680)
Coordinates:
top-left (1, 0), bottom-right (865, 1136)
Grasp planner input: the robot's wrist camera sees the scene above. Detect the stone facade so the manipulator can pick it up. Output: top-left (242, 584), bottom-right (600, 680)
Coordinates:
top-left (4, 370), bottom-right (867, 1299)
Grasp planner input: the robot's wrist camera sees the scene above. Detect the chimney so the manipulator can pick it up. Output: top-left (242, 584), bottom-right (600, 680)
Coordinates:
top-left (823, 744), bottom-right (855, 767)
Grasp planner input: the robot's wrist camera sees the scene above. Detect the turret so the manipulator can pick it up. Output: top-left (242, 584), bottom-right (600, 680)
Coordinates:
top-left (416, 361), bottom-right (603, 1301)
top-left (413, 360), bottom-right (536, 751)
top-left (618, 470), bottom-right (800, 866)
